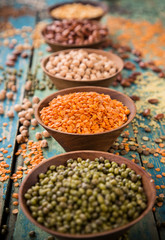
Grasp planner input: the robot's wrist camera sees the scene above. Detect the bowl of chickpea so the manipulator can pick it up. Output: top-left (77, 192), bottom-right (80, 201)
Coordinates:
top-left (41, 49), bottom-right (124, 90)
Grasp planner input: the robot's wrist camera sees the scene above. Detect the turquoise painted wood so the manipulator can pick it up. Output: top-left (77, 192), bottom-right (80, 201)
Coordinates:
top-left (0, 0), bottom-right (165, 239)
top-left (0, 15), bottom-right (35, 225)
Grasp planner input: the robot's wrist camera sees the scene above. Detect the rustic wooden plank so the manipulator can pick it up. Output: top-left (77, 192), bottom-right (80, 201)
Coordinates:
top-left (0, 15), bottom-right (35, 227)
top-left (2, 0), bottom-right (165, 239)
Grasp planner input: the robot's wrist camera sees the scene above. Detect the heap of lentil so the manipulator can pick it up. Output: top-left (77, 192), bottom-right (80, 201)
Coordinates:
top-left (40, 92), bottom-right (130, 134)
top-left (24, 157), bottom-right (147, 234)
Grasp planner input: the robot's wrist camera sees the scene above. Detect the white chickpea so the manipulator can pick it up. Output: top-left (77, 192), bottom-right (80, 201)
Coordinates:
top-left (6, 92), bottom-right (14, 100)
top-left (27, 108), bottom-right (34, 115)
top-left (19, 126), bottom-right (27, 132)
top-left (49, 69), bottom-right (56, 75)
top-left (109, 68), bottom-right (116, 75)
top-left (42, 130), bottom-right (50, 138)
top-left (18, 110), bottom-right (26, 118)
top-left (23, 120), bottom-right (30, 127)
top-left (35, 132), bottom-right (42, 140)
top-left (14, 104), bottom-right (22, 112)
top-left (78, 69), bottom-right (85, 77)
top-left (16, 134), bottom-right (26, 144)
top-left (103, 72), bottom-right (110, 78)
top-left (32, 96), bottom-right (40, 104)
top-left (25, 113), bottom-right (32, 120)
top-left (19, 117), bottom-right (25, 124)
top-left (21, 130), bottom-right (29, 137)
top-left (66, 74), bottom-right (72, 79)
top-left (59, 71), bottom-right (67, 77)
top-left (7, 110), bottom-right (14, 118)
top-left (31, 118), bottom-right (38, 126)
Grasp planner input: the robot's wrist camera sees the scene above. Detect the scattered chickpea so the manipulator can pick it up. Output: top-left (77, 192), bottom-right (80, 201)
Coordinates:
top-left (18, 110), bottom-right (26, 118)
top-left (0, 90), bottom-right (6, 100)
top-left (33, 103), bottom-right (38, 110)
top-left (6, 92), bottom-right (14, 100)
top-left (25, 113), bottom-right (32, 120)
top-left (35, 132), bottom-right (42, 140)
top-left (16, 134), bottom-right (26, 144)
top-left (7, 110), bottom-right (14, 118)
top-left (25, 81), bottom-right (32, 91)
top-left (21, 130), bottom-right (29, 137)
top-left (40, 139), bottom-right (48, 148)
top-left (31, 118), bottom-right (38, 126)
top-left (42, 130), bottom-right (50, 138)
top-left (19, 126), bottom-right (27, 133)
top-left (27, 108), bottom-right (34, 115)
top-left (23, 120), bottom-right (30, 127)
top-left (14, 104), bottom-right (22, 112)
top-left (32, 96), bottom-right (40, 104)
top-left (19, 117), bottom-right (25, 124)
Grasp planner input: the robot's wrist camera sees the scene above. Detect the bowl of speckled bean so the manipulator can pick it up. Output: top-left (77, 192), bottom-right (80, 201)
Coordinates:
top-left (19, 150), bottom-right (156, 240)
top-left (35, 86), bottom-right (136, 152)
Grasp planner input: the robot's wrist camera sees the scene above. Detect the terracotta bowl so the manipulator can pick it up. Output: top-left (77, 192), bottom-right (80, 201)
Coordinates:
top-left (48, 0), bottom-right (108, 21)
top-left (41, 24), bottom-right (108, 52)
top-left (35, 86), bottom-right (136, 152)
top-left (19, 150), bottom-right (156, 240)
top-left (41, 49), bottom-right (124, 89)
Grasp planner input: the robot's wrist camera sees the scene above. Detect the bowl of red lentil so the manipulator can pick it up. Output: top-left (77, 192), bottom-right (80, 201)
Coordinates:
top-left (35, 86), bottom-right (136, 152)
top-left (48, 1), bottom-right (108, 21)
top-left (41, 20), bottom-right (109, 52)
top-left (42, 49), bottom-right (124, 89)
top-left (19, 150), bottom-right (156, 240)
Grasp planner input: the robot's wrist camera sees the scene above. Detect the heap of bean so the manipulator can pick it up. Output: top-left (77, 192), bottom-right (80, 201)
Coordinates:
top-left (43, 19), bottom-right (108, 45)
top-left (50, 3), bottom-right (104, 20)
top-left (24, 157), bottom-right (147, 234)
top-left (45, 50), bottom-right (118, 80)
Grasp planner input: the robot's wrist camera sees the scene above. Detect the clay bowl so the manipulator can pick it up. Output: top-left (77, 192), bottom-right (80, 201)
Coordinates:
top-left (48, 0), bottom-right (108, 21)
top-left (35, 86), bottom-right (136, 152)
top-left (19, 150), bottom-right (156, 240)
top-left (41, 49), bottom-right (124, 89)
top-left (41, 23), bottom-right (108, 52)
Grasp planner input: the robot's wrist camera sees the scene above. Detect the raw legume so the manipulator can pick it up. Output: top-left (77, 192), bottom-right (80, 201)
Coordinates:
top-left (45, 49), bottom-right (118, 81)
top-left (43, 20), bottom-right (108, 46)
top-left (40, 92), bottom-right (130, 134)
top-left (50, 3), bottom-right (104, 20)
top-left (24, 157), bottom-right (147, 234)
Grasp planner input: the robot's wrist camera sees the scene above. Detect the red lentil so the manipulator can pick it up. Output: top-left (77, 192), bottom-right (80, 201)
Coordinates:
top-left (40, 92), bottom-right (130, 134)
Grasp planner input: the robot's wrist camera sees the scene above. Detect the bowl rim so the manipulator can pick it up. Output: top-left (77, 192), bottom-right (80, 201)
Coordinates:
top-left (41, 21), bottom-right (109, 49)
top-left (19, 150), bottom-right (156, 239)
top-left (48, 0), bottom-right (108, 20)
top-left (41, 48), bottom-right (124, 83)
top-left (35, 86), bottom-right (136, 136)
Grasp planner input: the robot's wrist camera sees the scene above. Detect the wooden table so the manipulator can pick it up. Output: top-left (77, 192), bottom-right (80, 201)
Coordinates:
top-left (0, 0), bottom-right (165, 239)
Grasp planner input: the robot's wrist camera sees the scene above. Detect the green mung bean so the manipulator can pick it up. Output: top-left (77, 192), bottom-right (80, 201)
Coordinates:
top-left (24, 157), bottom-right (147, 234)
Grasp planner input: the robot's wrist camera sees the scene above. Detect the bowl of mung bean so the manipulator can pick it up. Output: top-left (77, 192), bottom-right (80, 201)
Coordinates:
top-left (42, 49), bottom-right (124, 89)
top-left (35, 86), bottom-right (136, 152)
top-left (41, 20), bottom-right (109, 52)
top-left (19, 150), bottom-right (156, 240)
top-left (49, 1), bottom-right (108, 21)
